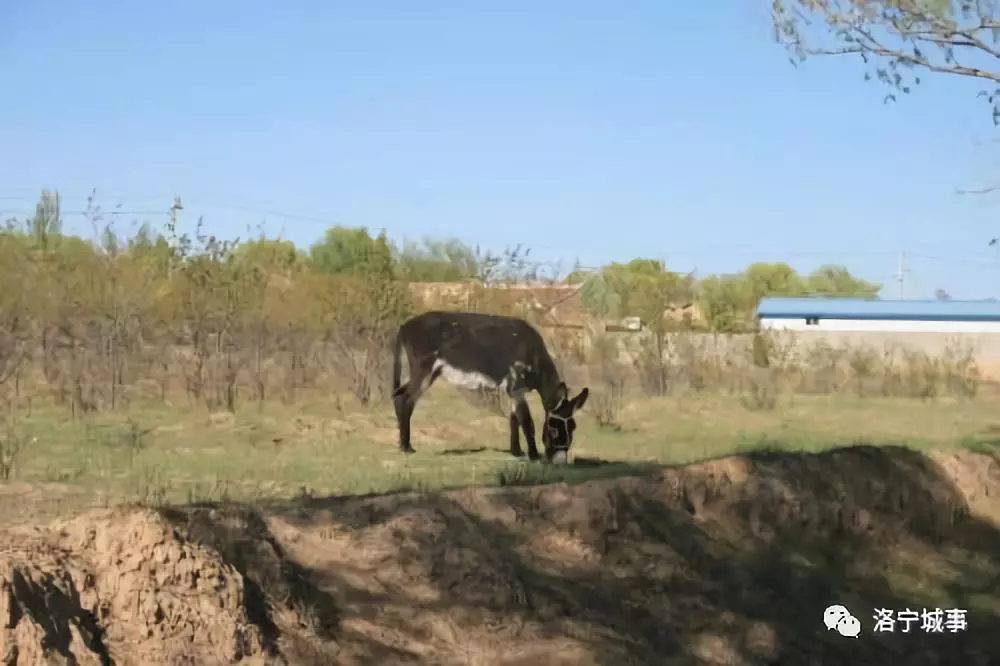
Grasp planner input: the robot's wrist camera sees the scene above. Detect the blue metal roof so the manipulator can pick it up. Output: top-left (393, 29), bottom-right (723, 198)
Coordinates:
top-left (755, 297), bottom-right (1000, 322)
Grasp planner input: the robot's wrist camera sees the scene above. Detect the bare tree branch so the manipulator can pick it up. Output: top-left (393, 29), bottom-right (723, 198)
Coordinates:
top-left (956, 184), bottom-right (1000, 194)
top-left (773, 0), bottom-right (1000, 118)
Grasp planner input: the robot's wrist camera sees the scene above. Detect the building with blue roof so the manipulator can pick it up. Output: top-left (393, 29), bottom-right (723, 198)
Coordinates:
top-left (755, 297), bottom-right (1000, 333)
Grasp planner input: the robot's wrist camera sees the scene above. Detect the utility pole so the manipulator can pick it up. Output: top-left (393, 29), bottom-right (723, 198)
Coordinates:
top-left (894, 250), bottom-right (909, 300)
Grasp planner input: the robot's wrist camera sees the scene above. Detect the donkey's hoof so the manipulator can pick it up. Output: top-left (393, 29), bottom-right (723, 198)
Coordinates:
top-left (401, 446), bottom-right (417, 455)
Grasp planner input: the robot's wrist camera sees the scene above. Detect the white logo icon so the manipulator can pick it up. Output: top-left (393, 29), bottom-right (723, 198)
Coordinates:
top-left (824, 604), bottom-right (861, 638)
top-left (823, 605), bottom-right (850, 631)
top-left (837, 614), bottom-right (862, 638)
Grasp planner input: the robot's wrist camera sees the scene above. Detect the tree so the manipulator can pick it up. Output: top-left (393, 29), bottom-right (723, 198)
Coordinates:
top-left (308, 226), bottom-right (395, 278)
top-left (578, 270), bottom-right (622, 319)
top-left (394, 237), bottom-right (479, 282)
top-left (934, 286), bottom-right (952, 300)
top-left (806, 264), bottom-right (881, 297)
top-left (564, 260), bottom-right (590, 285)
top-left (742, 261), bottom-right (807, 301)
top-left (608, 259), bottom-right (694, 326)
top-left (473, 244), bottom-right (548, 286)
top-left (233, 237), bottom-right (304, 274)
top-left (772, 0), bottom-right (1000, 120)
top-left (27, 189), bottom-right (63, 251)
top-left (695, 262), bottom-right (878, 332)
top-left (697, 273), bottom-right (755, 333)
top-left (576, 258), bottom-right (693, 324)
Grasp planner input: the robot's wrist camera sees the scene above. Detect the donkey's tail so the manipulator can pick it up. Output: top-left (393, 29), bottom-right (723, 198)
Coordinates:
top-left (391, 329), bottom-right (404, 398)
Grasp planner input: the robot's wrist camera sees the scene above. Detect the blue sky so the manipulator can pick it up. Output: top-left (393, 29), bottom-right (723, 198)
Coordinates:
top-left (2, 1), bottom-right (1000, 298)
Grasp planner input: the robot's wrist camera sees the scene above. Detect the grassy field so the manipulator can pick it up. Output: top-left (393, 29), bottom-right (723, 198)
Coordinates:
top-left (3, 378), bottom-right (1000, 664)
top-left (3, 381), bottom-right (998, 526)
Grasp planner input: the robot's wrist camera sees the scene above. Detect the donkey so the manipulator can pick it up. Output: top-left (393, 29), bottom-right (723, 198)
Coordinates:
top-left (391, 311), bottom-right (589, 463)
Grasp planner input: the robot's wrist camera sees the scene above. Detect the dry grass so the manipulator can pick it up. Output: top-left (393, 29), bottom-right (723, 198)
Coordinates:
top-left (0, 219), bottom-right (988, 526)
top-left (1, 378), bottom-right (997, 528)
top-left (1, 219), bottom-right (998, 663)
top-left (1, 308), bottom-right (998, 663)
top-left (4, 201), bottom-right (1000, 663)
top-left (7, 443), bottom-right (997, 665)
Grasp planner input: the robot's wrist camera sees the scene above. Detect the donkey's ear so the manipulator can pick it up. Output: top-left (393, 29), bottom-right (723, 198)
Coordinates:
top-left (554, 382), bottom-right (568, 403)
top-left (571, 387), bottom-right (589, 410)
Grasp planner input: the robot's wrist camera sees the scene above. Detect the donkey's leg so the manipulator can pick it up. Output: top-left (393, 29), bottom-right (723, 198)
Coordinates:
top-left (393, 359), bottom-right (441, 454)
top-left (392, 371), bottom-right (422, 454)
top-left (393, 388), bottom-right (417, 454)
top-left (513, 398), bottom-right (541, 461)
top-left (506, 371), bottom-right (534, 461)
top-left (506, 384), bottom-right (527, 458)
top-left (508, 406), bottom-right (524, 458)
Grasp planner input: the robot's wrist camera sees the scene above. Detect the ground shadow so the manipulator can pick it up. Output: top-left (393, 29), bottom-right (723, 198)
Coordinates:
top-left (437, 446), bottom-right (507, 456)
top-left (571, 455), bottom-right (635, 468)
top-left (158, 505), bottom-right (424, 665)
top-left (8, 569), bottom-right (113, 666)
top-left (159, 444), bottom-right (1000, 665)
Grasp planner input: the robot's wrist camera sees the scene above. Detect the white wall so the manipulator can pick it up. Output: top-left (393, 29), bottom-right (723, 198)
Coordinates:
top-left (759, 317), bottom-right (1000, 333)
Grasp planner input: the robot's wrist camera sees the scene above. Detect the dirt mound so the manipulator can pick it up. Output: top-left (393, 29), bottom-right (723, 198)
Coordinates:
top-left (1, 445), bottom-right (999, 665)
top-left (0, 510), bottom-right (270, 666)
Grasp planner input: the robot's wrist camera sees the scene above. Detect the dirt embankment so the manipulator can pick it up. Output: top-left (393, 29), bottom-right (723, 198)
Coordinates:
top-left (1, 445), bottom-right (999, 666)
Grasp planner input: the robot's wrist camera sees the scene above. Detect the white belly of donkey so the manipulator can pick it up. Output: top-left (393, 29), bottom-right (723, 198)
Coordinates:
top-left (433, 359), bottom-right (501, 391)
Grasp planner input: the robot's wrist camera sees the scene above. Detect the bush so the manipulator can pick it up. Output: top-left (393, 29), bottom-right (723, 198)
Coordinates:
top-left (586, 328), bottom-right (629, 430)
top-left (0, 202), bottom-right (984, 422)
top-left (545, 327), bottom-right (984, 409)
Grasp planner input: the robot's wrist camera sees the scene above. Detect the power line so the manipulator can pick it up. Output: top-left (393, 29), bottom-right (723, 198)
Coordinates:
top-left (0, 189), bottom-right (990, 252)
top-left (0, 209), bottom-right (170, 217)
top-left (0, 191), bottom-right (347, 226)
top-left (4, 190), bottom-right (1000, 286)
top-left (907, 251), bottom-right (1000, 270)
top-left (185, 200), bottom-right (344, 225)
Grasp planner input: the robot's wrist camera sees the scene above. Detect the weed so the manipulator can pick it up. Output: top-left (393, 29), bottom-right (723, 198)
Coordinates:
top-left (0, 210), bottom-right (989, 522)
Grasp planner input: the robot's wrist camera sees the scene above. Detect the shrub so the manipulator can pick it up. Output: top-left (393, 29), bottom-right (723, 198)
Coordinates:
top-left (0, 199), bottom-right (983, 422)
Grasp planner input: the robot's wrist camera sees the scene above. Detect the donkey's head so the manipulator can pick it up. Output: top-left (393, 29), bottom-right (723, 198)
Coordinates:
top-left (542, 382), bottom-right (590, 464)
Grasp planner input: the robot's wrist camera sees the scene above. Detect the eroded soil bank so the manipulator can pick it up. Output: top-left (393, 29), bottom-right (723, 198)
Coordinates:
top-left (2, 445), bottom-right (999, 665)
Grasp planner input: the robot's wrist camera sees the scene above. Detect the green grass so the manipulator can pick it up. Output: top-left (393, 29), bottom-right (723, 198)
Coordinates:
top-left (0, 386), bottom-right (997, 525)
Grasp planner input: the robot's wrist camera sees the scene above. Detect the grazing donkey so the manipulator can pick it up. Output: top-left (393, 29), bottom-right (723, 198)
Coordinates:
top-left (391, 311), bottom-right (589, 463)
